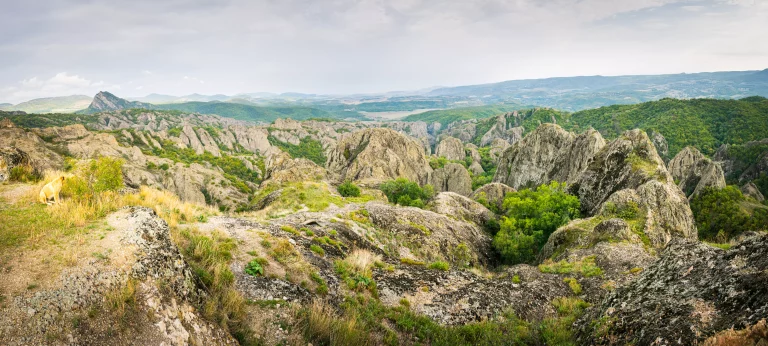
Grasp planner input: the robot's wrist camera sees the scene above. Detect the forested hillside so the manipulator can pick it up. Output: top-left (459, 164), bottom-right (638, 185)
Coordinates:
top-left (568, 97), bottom-right (768, 156)
top-left (403, 104), bottom-right (526, 126)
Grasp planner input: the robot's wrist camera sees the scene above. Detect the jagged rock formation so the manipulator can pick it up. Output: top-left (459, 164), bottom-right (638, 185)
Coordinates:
top-left (262, 152), bottom-right (326, 186)
top-left (0, 147), bottom-right (32, 182)
top-left (429, 163), bottom-right (472, 196)
top-left (571, 129), bottom-right (672, 215)
top-left (0, 127), bottom-right (63, 173)
top-left (489, 138), bottom-right (510, 162)
top-left (649, 130), bottom-right (669, 159)
top-left (468, 161), bottom-right (485, 175)
top-left (577, 234), bottom-right (768, 345)
top-left (326, 128), bottom-right (432, 186)
top-left (541, 129), bottom-right (696, 268)
top-left (470, 182), bottom-right (516, 212)
top-left (435, 136), bottom-right (465, 161)
top-left (479, 112), bottom-right (525, 147)
top-left (427, 192), bottom-right (495, 228)
top-left (493, 124), bottom-right (605, 189)
top-left (85, 91), bottom-right (153, 113)
top-left (742, 182), bottom-right (765, 201)
top-left (465, 144), bottom-right (481, 163)
top-left (714, 139), bottom-right (768, 184)
top-left (669, 146), bottom-right (726, 197)
top-left (0, 207), bottom-right (237, 345)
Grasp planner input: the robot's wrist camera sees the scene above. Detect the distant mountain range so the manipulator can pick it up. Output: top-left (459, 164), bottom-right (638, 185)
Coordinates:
top-left (77, 91), bottom-right (360, 123)
top-left (4, 68), bottom-right (767, 116)
top-left (427, 69), bottom-right (768, 111)
top-left (0, 95), bottom-right (92, 113)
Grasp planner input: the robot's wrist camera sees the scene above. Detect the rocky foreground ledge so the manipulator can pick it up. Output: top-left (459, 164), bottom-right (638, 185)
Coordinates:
top-left (577, 233), bottom-right (768, 345)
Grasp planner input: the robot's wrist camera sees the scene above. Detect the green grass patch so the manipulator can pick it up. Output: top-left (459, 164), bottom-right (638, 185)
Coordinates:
top-left (427, 261), bottom-right (449, 271)
top-left (538, 256), bottom-right (603, 277)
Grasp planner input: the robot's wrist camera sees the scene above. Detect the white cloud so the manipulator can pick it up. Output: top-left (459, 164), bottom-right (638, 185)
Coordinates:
top-left (0, 0), bottom-right (766, 100)
top-left (1, 72), bottom-right (111, 103)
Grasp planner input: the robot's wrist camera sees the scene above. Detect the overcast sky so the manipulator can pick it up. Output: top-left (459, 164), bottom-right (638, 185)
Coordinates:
top-left (1, 0), bottom-right (766, 103)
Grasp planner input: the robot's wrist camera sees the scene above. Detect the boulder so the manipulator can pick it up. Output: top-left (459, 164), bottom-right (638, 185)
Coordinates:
top-left (435, 136), bottom-right (465, 161)
top-left (365, 202), bottom-right (493, 266)
top-left (429, 163), bottom-right (472, 196)
top-left (326, 128), bottom-right (432, 186)
top-left (471, 183), bottom-right (516, 212)
top-left (263, 152), bottom-right (326, 186)
top-left (576, 234), bottom-right (768, 345)
top-left (741, 182), bottom-right (765, 202)
top-left (0, 147), bottom-right (33, 182)
top-left (427, 192), bottom-right (495, 228)
top-left (669, 147), bottom-right (726, 197)
top-left (468, 161), bottom-right (485, 175)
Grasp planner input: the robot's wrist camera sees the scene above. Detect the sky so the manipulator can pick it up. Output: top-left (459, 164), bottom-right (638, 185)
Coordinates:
top-left (1, 0), bottom-right (767, 104)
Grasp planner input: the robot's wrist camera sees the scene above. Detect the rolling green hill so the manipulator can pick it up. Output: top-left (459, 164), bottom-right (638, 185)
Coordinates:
top-left (403, 104), bottom-right (526, 126)
top-left (1, 95), bottom-right (92, 113)
top-left (568, 97), bottom-right (768, 156)
top-left (155, 101), bottom-right (347, 123)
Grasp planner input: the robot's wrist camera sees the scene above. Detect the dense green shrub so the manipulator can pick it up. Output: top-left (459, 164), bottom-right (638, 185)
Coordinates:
top-left (268, 135), bottom-right (326, 166)
top-left (88, 157), bottom-right (124, 193)
top-left (244, 259), bottom-right (264, 276)
top-left (9, 164), bottom-right (40, 183)
top-left (690, 186), bottom-right (768, 241)
top-left (379, 178), bottom-right (434, 208)
top-left (337, 181), bottom-right (361, 197)
top-left (493, 182), bottom-right (581, 264)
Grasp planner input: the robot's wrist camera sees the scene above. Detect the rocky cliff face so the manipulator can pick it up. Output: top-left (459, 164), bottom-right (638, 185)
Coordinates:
top-left (742, 182), bottom-right (766, 201)
top-left (577, 234), bottom-right (768, 345)
top-left (429, 163), bottom-right (472, 196)
top-left (493, 124), bottom-right (605, 190)
top-left (435, 136), bottom-right (465, 161)
top-left (470, 182), bottom-right (516, 212)
top-left (479, 112), bottom-right (525, 147)
top-left (0, 207), bottom-right (237, 345)
top-left (668, 146), bottom-right (726, 197)
top-left (570, 129), bottom-right (672, 215)
top-left (326, 128), bottom-right (432, 186)
top-left (86, 91), bottom-right (153, 113)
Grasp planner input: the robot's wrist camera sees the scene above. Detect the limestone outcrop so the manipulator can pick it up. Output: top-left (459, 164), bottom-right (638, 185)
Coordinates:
top-left (326, 128), bottom-right (432, 186)
top-left (427, 192), bottom-right (495, 228)
top-left (435, 136), bottom-right (465, 161)
top-left (576, 234), bottom-right (768, 345)
top-left (429, 163), bottom-right (472, 196)
top-left (493, 124), bottom-right (605, 189)
top-left (741, 182), bottom-right (765, 201)
top-left (470, 182), bottom-right (516, 212)
top-left (669, 146), bottom-right (726, 197)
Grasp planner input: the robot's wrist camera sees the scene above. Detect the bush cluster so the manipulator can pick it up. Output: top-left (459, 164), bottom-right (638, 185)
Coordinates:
top-left (493, 181), bottom-right (580, 264)
top-left (379, 178), bottom-right (434, 208)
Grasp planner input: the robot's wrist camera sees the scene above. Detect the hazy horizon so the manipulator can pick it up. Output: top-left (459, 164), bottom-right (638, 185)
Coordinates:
top-left (2, 0), bottom-right (767, 104)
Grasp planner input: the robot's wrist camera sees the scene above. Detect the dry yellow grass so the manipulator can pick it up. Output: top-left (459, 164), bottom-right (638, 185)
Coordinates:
top-left (345, 249), bottom-right (380, 274)
top-left (124, 186), bottom-right (215, 229)
top-left (703, 319), bottom-right (767, 346)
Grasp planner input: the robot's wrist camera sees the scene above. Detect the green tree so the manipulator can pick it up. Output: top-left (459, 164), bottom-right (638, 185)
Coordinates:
top-left (337, 181), bottom-right (361, 197)
top-left (379, 178), bottom-right (434, 208)
top-left (493, 182), bottom-right (581, 264)
top-left (690, 186), bottom-right (768, 241)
